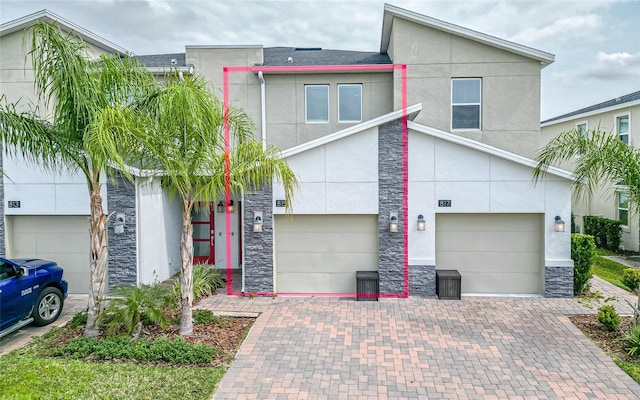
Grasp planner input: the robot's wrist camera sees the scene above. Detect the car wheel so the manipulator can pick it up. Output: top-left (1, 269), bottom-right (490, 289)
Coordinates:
top-left (32, 287), bottom-right (64, 326)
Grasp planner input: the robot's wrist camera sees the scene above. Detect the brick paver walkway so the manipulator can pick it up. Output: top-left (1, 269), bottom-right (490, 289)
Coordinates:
top-left (200, 294), bottom-right (640, 399)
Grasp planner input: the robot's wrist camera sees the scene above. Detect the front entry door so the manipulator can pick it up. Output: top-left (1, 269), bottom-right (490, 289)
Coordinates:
top-left (192, 202), bottom-right (214, 264)
top-left (191, 201), bottom-right (242, 268)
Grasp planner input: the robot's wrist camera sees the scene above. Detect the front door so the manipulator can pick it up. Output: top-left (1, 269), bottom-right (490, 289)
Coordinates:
top-left (191, 201), bottom-right (242, 268)
top-left (192, 202), bottom-right (214, 264)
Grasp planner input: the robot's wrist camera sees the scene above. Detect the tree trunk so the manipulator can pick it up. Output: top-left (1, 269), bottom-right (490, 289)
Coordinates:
top-left (179, 200), bottom-right (195, 336)
top-left (84, 178), bottom-right (109, 337)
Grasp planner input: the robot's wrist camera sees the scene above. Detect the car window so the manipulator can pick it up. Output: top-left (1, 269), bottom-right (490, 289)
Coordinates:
top-left (0, 261), bottom-right (17, 281)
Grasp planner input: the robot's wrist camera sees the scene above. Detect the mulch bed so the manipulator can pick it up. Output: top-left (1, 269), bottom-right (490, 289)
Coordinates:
top-left (570, 314), bottom-right (635, 362)
top-left (45, 313), bottom-right (254, 368)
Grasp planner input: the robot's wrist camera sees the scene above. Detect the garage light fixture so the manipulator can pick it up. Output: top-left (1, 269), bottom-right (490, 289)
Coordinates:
top-left (554, 216), bottom-right (565, 232)
top-left (253, 212), bottom-right (263, 233)
top-left (417, 214), bottom-right (425, 231)
top-left (390, 212), bottom-right (399, 233)
top-left (217, 200), bottom-right (234, 213)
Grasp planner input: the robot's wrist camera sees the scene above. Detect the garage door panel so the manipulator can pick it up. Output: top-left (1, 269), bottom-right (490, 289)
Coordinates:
top-left (276, 232), bottom-right (376, 253)
top-left (10, 216), bottom-right (90, 294)
top-left (436, 213), bottom-right (542, 294)
top-left (461, 272), bottom-right (541, 294)
top-left (277, 252), bottom-right (377, 273)
top-left (439, 214), bottom-right (541, 232)
top-left (276, 215), bottom-right (377, 233)
top-left (275, 215), bottom-right (378, 294)
top-left (278, 272), bottom-right (358, 294)
top-left (436, 231), bottom-right (540, 252)
top-left (437, 252), bottom-right (540, 273)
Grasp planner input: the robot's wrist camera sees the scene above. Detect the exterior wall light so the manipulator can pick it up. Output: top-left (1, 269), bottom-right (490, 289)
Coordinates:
top-left (252, 211), bottom-right (263, 232)
top-left (114, 212), bottom-right (125, 235)
top-left (389, 212), bottom-right (399, 233)
top-left (417, 214), bottom-right (425, 231)
top-left (217, 200), bottom-right (234, 213)
top-left (554, 216), bottom-right (565, 232)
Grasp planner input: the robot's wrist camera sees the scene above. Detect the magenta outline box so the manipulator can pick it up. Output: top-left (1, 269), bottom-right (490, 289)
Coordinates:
top-left (223, 63), bottom-right (409, 298)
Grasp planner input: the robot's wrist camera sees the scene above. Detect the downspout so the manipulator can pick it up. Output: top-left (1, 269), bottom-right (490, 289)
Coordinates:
top-left (258, 71), bottom-right (267, 150)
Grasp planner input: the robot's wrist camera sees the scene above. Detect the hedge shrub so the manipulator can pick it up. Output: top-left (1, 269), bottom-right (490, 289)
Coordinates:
top-left (598, 305), bottom-right (620, 332)
top-left (571, 234), bottom-right (595, 295)
top-left (583, 215), bottom-right (622, 251)
top-left (622, 268), bottom-right (640, 292)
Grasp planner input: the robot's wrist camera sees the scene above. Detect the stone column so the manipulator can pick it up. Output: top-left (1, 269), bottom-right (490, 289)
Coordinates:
top-left (243, 185), bottom-right (274, 293)
top-left (107, 174), bottom-right (137, 288)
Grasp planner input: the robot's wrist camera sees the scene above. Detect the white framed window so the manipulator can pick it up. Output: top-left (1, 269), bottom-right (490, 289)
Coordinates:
top-left (576, 121), bottom-right (588, 137)
top-left (305, 85), bottom-right (329, 123)
top-left (615, 113), bottom-right (630, 144)
top-left (338, 84), bottom-right (362, 123)
top-left (451, 78), bottom-right (481, 130)
top-left (618, 192), bottom-right (629, 226)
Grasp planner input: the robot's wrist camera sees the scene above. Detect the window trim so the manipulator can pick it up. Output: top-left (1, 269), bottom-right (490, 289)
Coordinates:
top-left (451, 78), bottom-right (482, 131)
top-left (614, 112), bottom-right (630, 144)
top-left (337, 84), bottom-right (363, 123)
top-left (305, 84), bottom-right (330, 123)
top-left (576, 121), bottom-right (588, 137)
top-left (617, 191), bottom-right (629, 228)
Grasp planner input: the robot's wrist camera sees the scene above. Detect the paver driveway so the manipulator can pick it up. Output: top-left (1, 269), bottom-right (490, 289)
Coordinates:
top-left (201, 294), bottom-right (640, 399)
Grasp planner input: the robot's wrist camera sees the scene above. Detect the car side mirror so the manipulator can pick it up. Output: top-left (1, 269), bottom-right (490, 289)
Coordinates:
top-left (19, 266), bottom-right (28, 277)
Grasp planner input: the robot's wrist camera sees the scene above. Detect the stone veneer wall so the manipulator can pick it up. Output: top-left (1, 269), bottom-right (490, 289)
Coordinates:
top-left (378, 119), bottom-right (405, 295)
top-left (409, 265), bottom-right (436, 296)
top-left (243, 185), bottom-right (273, 293)
top-left (0, 149), bottom-right (4, 257)
top-left (544, 266), bottom-right (573, 298)
top-left (107, 175), bottom-right (137, 288)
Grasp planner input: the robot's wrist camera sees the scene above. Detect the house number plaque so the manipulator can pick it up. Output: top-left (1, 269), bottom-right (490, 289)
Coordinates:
top-left (8, 200), bottom-right (20, 208)
top-left (276, 200), bottom-right (286, 207)
top-left (438, 200), bottom-right (452, 207)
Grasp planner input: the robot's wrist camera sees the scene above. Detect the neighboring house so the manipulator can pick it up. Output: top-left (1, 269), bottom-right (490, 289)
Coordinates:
top-left (0, 4), bottom-right (574, 297)
top-left (541, 90), bottom-right (640, 252)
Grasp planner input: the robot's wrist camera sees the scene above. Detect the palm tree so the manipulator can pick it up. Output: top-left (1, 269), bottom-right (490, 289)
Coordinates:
top-left (533, 127), bottom-right (640, 216)
top-left (0, 22), bottom-right (156, 336)
top-left (93, 74), bottom-right (297, 335)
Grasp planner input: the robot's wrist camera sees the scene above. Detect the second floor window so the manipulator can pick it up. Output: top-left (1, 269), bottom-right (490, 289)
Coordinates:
top-left (306, 85), bottom-right (329, 123)
top-left (618, 192), bottom-right (629, 226)
top-left (452, 78), bottom-right (481, 130)
top-left (577, 122), bottom-right (588, 137)
top-left (617, 114), bottom-right (629, 144)
top-left (338, 84), bottom-right (362, 123)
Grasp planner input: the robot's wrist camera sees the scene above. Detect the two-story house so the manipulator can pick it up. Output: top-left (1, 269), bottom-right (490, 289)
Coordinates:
top-left (541, 90), bottom-right (640, 252)
top-left (0, 4), bottom-right (574, 297)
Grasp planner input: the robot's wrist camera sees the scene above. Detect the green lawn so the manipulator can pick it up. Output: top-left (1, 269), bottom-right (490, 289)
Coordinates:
top-left (0, 351), bottom-right (223, 400)
top-left (615, 359), bottom-right (640, 383)
top-left (592, 256), bottom-right (632, 291)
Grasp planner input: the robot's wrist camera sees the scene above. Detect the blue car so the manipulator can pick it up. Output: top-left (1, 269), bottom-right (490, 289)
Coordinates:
top-left (0, 258), bottom-right (69, 339)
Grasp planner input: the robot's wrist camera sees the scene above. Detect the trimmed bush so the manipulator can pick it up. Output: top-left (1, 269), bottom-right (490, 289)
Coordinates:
top-left (170, 264), bottom-right (225, 308)
top-left (622, 268), bottom-right (640, 292)
top-left (54, 336), bottom-right (218, 364)
top-left (598, 305), bottom-right (620, 332)
top-left (571, 234), bottom-right (595, 295)
top-left (583, 215), bottom-right (622, 251)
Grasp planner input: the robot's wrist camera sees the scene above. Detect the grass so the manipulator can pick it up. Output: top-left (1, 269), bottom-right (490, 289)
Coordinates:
top-left (0, 352), bottom-right (223, 400)
top-left (615, 359), bottom-right (640, 384)
top-left (592, 255), bottom-right (632, 291)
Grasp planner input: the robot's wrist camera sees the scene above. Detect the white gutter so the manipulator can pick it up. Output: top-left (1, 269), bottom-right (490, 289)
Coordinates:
top-left (258, 71), bottom-right (267, 150)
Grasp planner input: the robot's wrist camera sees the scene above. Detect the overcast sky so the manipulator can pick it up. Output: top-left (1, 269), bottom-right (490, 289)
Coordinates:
top-left (1, 0), bottom-right (639, 120)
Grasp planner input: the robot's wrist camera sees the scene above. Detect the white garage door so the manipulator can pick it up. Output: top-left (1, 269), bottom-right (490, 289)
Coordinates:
top-left (436, 213), bottom-right (542, 295)
top-left (9, 216), bottom-right (90, 294)
top-left (275, 215), bottom-right (378, 294)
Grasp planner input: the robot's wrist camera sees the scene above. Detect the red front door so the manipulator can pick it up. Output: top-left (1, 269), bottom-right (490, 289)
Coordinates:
top-left (192, 202), bottom-right (214, 264)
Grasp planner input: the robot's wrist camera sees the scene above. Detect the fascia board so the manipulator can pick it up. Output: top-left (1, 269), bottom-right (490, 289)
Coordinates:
top-left (541, 99), bottom-right (640, 127)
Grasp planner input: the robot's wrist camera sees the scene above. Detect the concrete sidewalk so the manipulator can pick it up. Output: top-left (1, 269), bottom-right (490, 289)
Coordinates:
top-left (0, 294), bottom-right (87, 356)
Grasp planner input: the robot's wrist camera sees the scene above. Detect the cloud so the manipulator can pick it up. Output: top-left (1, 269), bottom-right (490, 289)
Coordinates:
top-left (509, 14), bottom-right (601, 44)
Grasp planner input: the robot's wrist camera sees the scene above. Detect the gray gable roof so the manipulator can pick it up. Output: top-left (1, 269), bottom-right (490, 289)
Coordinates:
top-left (262, 47), bottom-right (391, 66)
top-left (542, 90), bottom-right (640, 124)
top-left (134, 53), bottom-right (186, 67)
